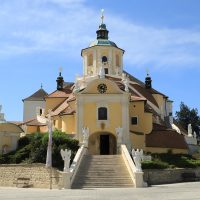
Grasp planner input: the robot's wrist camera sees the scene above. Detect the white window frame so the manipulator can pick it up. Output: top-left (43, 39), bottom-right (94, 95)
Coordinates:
top-left (96, 103), bottom-right (110, 128)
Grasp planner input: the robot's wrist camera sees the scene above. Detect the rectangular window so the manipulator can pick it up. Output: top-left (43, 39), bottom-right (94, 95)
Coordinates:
top-left (98, 107), bottom-right (107, 120)
top-left (131, 117), bottom-right (138, 125)
top-left (104, 68), bottom-right (108, 74)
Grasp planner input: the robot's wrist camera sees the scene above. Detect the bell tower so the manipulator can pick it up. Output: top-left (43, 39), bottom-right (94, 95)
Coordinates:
top-left (81, 9), bottom-right (125, 77)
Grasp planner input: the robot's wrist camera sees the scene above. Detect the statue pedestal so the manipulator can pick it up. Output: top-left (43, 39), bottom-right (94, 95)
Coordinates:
top-left (61, 172), bottom-right (71, 189)
top-left (134, 171), bottom-right (146, 188)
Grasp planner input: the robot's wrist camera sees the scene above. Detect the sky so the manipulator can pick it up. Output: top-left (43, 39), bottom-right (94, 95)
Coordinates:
top-left (0, 0), bottom-right (200, 121)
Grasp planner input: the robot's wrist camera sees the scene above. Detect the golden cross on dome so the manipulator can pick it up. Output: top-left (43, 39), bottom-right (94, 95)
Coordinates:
top-left (101, 9), bottom-right (104, 24)
top-left (146, 67), bottom-right (149, 76)
top-left (59, 67), bottom-right (63, 73)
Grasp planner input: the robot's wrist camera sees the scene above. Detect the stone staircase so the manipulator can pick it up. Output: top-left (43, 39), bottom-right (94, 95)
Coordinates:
top-left (72, 155), bottom-right (134, 188)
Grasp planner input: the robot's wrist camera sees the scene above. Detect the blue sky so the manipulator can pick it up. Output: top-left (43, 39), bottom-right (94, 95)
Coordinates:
top-left (0, 0), bottom-right (200, 121)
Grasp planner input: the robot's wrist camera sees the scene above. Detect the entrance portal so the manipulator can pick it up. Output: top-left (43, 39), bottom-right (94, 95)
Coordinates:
top-left (100, 135), bottom-right (109, 155)
top-left (88, 132), bottom-right (117, 155)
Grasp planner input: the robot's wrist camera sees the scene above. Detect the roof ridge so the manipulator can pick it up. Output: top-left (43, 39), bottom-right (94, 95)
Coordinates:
top-left (23, 88), bottom-right (48, 101)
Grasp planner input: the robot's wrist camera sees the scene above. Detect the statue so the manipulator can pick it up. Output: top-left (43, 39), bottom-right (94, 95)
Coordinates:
top-left (132, 149), bottom-right (143, 172)
top-left (193, 131), bottom-right (197, 139)
top-left (125, 76), bottom-right (130, 92)
top-left (60, 149), bottom-right (71, 172)
top-left (121, 73), bottom-right (129, 92)
top-left (0, 105), bottom-right (5, 122)
top-left (2, 145), bottom-right (8, 154)
top-left (82, 127), bottom-right (89, 147)
top-left (116, 127), bottom-right (123, 145)
top-left (122, 73), bottom-right (126, 81)
top-left (74, 81), bottom-right (80, 92)
top-left (99, 64), bottom-right (105, 79)
top-left (188, 124), bottom-right (193, 137)
top-left (115, 68), bottom-right (119, 75)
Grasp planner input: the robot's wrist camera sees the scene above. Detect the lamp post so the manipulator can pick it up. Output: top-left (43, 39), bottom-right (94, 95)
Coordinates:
top-left (37, 109), bottom-right (53, 189)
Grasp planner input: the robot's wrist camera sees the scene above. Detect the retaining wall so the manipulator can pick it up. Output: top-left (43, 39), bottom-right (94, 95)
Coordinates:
top-left (0, 164), bottom-right (63, 189)
top-left (144, 168), bottom-right (200, 185)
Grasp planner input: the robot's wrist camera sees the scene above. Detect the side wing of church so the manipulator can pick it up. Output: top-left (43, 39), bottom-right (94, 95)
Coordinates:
top-left (22, 13), bottom-right (188, 155)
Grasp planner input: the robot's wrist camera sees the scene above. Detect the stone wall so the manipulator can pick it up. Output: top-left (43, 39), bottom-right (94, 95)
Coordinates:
top-left (144, 168), bottom-right (200, 185)
top-left (0, 164), bottom-right (63, 189)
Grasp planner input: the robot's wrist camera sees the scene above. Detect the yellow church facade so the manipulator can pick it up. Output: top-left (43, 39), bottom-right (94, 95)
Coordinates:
top-left (22, 14), bottom-right (188, 155)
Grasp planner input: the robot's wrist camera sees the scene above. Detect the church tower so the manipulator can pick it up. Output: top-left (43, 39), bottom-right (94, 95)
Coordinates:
top-left (81, 10), bottom-right (125, 77)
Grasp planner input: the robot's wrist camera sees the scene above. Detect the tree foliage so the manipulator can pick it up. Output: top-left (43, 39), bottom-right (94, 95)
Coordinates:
top-left (175, 102), bottom-right (200, 135)
top-left (0, 130), bottom-right (79, 169)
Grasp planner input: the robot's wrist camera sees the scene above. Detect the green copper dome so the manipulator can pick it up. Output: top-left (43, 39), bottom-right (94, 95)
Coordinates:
top-left (89, 39), bottom-right (118, 48)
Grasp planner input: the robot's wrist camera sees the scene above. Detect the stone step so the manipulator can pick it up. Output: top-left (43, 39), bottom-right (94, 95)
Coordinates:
top-left (77, 169), bottom-right (129, 172)
top-left (72, 183), bottom-right (134, 189)
top-left (73, 176), bottom-right (131, 181)
top-left (72, 155), bottom-right (134, 189)
top-left (76, 171), bottom-right (130, 174)
top-left (76, 172), bottom-right (130, 176)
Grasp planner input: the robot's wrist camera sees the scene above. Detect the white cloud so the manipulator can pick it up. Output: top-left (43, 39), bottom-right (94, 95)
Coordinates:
top-left (0, 0), bottom-right (200, 69)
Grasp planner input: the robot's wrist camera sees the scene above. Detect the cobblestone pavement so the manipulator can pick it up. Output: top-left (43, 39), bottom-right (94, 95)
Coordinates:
top-left (0, 182), bottom-right (200, 200)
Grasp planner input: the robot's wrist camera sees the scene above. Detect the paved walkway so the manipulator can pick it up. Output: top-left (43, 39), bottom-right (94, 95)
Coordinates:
top-left (0, 182), bottom-right (200, 200)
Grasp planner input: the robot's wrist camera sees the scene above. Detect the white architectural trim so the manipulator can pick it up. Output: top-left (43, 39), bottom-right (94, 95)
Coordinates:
top-left (78, 94), bottom-right (129, 102)
top-left (76, 98), bottom-right (84, 142)
top-left (122, 97), bottom-right (131, 150)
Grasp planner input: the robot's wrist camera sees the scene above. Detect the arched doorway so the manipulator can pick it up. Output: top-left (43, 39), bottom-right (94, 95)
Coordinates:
top-left (88, 132), bottom-right (117, 155)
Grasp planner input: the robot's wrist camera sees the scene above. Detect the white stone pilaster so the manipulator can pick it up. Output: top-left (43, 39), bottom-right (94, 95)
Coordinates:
top-left (109, 49), bottom-right (112, 74)
top-left (84, 55), bottom-right (88, 76)
top-left (113, 51), bottom-right (116, 74)
top-left (120, 52), bottom-right (123, 74)
top-left (122, 96), bottom-right (131, 150)
top-left (93, 49), bottom-right (97, 75)
top-left (97, 49), bottom-right (101, 73)
top-left (76, 96), bottom-right (84, 142)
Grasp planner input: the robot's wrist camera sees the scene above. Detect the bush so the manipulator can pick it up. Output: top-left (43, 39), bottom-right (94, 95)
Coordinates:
top-left (9, 145), bottom-right (32, 164)
top-left (17, 136), bottom-right (31, 149)
top-left (146, 153), bottom-right (200, 169)
top-left (142, 160), bottom-right (169, 169)
top-left (0, 130), bottom-right (79, 168)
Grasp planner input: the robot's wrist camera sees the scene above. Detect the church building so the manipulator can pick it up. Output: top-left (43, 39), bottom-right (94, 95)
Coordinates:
top-left (22, 12), bottom-right (188, 155)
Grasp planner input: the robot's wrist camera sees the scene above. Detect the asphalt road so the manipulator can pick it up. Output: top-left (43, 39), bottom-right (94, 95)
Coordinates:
top-left (0, 182), bottom-right (200, 200)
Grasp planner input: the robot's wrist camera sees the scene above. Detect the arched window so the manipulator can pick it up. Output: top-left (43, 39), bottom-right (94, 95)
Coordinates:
top-left (102, 56), bottom-right (108, 63)
top-left (98, 107), bottom-right (107, 120)
top-left (88, 54), bottom-right (93, 66)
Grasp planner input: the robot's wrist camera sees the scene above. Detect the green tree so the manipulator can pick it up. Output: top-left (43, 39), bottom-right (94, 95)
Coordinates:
top-left (175, 102), bottom-right (200, 135)
top-left (0, 130), bottom-right (79, 168)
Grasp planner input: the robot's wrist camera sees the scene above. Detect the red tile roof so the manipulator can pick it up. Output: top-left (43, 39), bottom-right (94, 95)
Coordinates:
top-left (46, 90), bottom-right (71, 98)
top-left (146, 123), bottom-right (188, 149)
top-left (23, 118), bottom-right (47, 126)
top-left (130, 83), bottom-right (159, 107)
top-left (23, 89), bottom-right (48, 101)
